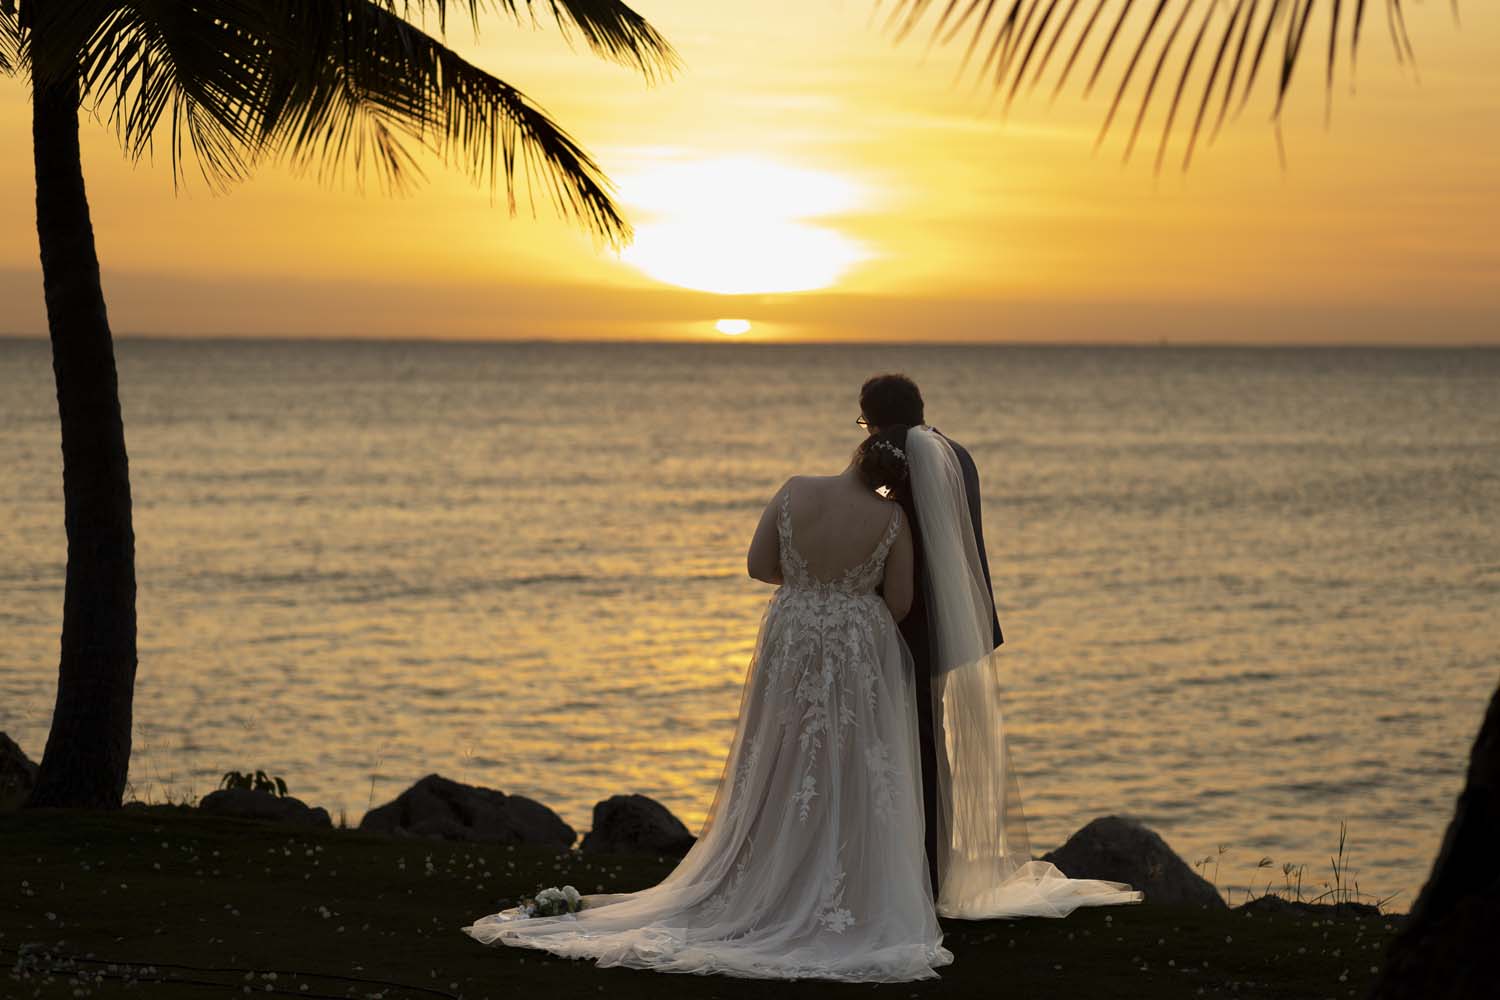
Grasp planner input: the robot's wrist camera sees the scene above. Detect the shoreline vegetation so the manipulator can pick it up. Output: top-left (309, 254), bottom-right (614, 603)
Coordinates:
top-left (1, 806), bottom-right (1401, 1000)
top-left (0, 804), bottom-right (1402, 1000)
top-left (3, 739), bottom-right (1408, 999)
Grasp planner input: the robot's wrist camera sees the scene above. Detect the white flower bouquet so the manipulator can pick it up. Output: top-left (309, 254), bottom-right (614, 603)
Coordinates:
top-left (516, 884), bottom-right (585, 918)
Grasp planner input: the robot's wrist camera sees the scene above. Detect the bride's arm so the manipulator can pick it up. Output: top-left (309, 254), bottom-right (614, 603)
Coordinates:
top-left (881, 515), bottom-right (914, 621)
top-left (746, 481), bottom-right (790, 585)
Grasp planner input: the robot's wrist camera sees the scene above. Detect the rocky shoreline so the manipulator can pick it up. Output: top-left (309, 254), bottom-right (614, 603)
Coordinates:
top-left (0, 731), bottom-right (1390, 918)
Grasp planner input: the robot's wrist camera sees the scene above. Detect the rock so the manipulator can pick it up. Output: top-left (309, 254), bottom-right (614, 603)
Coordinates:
top-left (1041, 815), bottom-right (1227, 909)
top-left (1236, 894), bottom-right (1382, 921)
top-left (580, 794), bottom-right (696, 857)
top-left (0, 732), bottom-right (40, 812)
top-left (197, 787), bottom-right (332, 828)
top-left (359, 774), bottom-right (575, 847)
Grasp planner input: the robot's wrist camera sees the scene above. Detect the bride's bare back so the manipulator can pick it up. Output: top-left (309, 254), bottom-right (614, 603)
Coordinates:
top-left (747, 469), bottom-right (913, 620)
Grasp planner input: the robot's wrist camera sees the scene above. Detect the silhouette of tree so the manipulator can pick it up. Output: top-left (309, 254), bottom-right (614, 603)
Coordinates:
top-left (4, 0), bottom-right (677, 810)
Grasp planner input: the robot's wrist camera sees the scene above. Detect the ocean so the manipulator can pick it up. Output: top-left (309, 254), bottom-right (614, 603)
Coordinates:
top-left (2, 337), bottom-right (1497, 908)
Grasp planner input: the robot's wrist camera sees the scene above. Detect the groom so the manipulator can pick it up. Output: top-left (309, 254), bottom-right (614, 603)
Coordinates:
top-left (859, 374), bottom-right (1004, 898)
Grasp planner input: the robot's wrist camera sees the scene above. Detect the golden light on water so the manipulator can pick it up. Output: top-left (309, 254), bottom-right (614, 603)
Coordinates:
top-left (715, 318), bottom-right (752, 335)
top-left (616, 156), bottom-right (874, 295)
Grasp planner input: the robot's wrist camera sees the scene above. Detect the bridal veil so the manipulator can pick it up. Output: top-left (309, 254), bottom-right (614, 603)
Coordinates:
top-left (904, 426), bottom-right (1144, 918)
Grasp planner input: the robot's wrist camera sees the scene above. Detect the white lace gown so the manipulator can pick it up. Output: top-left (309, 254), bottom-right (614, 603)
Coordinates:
top-left (462, 496), bottom-right (954, 981)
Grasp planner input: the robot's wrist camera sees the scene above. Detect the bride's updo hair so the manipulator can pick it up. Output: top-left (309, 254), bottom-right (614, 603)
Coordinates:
top-left (854, 425), bottom-right (910, 493)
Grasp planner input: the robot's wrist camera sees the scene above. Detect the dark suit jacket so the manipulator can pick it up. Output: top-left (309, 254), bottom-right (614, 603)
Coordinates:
top-left (893, 430), bottom-right (1002, 894)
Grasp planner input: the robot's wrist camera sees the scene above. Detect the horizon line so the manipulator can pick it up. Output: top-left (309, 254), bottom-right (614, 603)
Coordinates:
top-left (2, 331), bottom-right (1498, 350)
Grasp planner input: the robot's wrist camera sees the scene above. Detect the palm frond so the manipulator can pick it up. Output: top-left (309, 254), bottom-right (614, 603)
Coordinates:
top-left (385, 0), bottom-right (681, 82)
top-left (25, 0), bottom-right (649, 246)
top-left (258, 1), bottom-right (632, 246)
top-left (27, 1), bottom-right (282, 192)
top-left (504, 0), bottom-right (681, 82)
top-left (1051, 1), bottom-right (1110, 98)
top-left (1182, 0), bottom-right (1247, 166)
top-left (884, 0), bottom-right (1426, 172)
top-left (79, 2), bottom-right (279, 190)
top-left (1, 0), bottom-right (24, 75)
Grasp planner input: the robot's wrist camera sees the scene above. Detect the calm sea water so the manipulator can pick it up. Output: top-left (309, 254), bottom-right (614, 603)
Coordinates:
top-left (2, 337), bottom-right (1497, 907)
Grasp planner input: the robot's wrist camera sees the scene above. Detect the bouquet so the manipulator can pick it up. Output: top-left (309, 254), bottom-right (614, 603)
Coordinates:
top-left (516, 884), bottom-right (585, 918)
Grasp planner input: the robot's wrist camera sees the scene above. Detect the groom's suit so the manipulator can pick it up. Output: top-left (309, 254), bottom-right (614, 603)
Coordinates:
top-left (894, 430), bottom-right (1003, 898)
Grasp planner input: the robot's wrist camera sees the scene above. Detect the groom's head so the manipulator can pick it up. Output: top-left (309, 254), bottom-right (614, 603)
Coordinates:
top-left (859, 374), bottom-right (923, 433)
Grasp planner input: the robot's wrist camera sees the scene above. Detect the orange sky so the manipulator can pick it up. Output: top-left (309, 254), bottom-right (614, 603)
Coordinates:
top-left (1, 1), bottom-right (1496, 343)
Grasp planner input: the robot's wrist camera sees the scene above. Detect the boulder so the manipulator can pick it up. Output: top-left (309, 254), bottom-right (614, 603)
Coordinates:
top-left (580, 794), bottom-right (696, 857)
top-left (1041, 814), bottom-right (1226, 909)
top-left (359, 773), bottom-right (575, 847)
top-left (197, 787), bottom-right (332, 828)
top-left (1236, 894), bottom-right (1382, 921)
top-left (0, 732), bottom-right (40, 812)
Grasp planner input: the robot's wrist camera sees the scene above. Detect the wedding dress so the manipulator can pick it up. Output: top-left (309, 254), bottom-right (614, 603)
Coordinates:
top-left (462, 491), bottom-right (955, 981)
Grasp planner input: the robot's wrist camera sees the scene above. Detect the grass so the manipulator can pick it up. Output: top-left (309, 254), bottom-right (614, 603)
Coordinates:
top-left (1196, 821), bottom-right (1404, 914)
top-left (1, 805), bottom-right (1401, 999)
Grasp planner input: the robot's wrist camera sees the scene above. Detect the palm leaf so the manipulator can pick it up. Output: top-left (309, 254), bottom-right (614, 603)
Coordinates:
top-left (1209, 0), bottom-right (1257, 143)
top-left (1051, 0), bottom-right (1110, 98)
top-left (0, 39), bottom-right (15, 76)
top-left (1027, 0), bottom-right (1085, 92)
top-left (883, 0), bottom-right (1427, 172)
top-left (383, 0), bottom-right (680, 80)
top-left (492, 0), bottom-right (681, 81)
top-left (63, 2), bottom-right (278, 190)
top-left (1182, 0), bottom-right (1247, 167)
top-left (256, 1), bottom-right (636, 245)
top-left (21, 0), bottom-right (675, 247)
top-left (1147, 0), bottom-right (1215, 169)
top-left (1, 0), bottom-right (23, 75)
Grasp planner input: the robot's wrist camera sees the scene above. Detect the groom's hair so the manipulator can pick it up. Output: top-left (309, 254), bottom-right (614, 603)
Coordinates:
top-left (860, 374), bottom-right (924, 427)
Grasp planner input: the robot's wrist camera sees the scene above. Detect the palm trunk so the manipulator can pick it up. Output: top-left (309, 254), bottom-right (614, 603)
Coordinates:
top-left (22, 61), bottom-right (139, 810)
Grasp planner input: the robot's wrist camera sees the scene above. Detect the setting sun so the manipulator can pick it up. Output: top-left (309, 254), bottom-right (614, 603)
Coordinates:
top-left (616, 156), bottom-right (874, 295)
top-left (715, 318), bottom-right (752, 335)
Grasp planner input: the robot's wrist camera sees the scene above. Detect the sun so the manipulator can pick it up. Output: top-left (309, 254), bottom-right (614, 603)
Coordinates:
top-left (715, 318), bottom-right (752, 336)
top-left (615, 156), bottom-right (874, 295)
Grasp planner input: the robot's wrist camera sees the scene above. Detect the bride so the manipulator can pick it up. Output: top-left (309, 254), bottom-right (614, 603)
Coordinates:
top-left (461, 424), bottom-right (1141, 981)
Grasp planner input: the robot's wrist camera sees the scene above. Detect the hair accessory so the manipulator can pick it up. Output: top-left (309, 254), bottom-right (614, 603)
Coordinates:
top-left (872, 440), bottom-right (906, 461)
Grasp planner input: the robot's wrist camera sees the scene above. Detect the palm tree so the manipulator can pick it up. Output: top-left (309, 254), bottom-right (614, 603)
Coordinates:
top-left (883, 5), bottom-right (1488, 995)
top-left (5, 0), bottom-right (677, 810)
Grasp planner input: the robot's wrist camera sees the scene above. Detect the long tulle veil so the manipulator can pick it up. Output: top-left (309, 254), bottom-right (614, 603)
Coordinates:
top-left (904, 427), bottom-right (1144, 918)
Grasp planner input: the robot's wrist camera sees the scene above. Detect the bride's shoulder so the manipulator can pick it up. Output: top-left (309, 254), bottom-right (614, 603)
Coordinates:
top-left (782, 473), bottom-right (840, 494)
top-left (773, 475), bottom-right (814, 510)
top-left (778, 474), bottom-right (846, 515)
